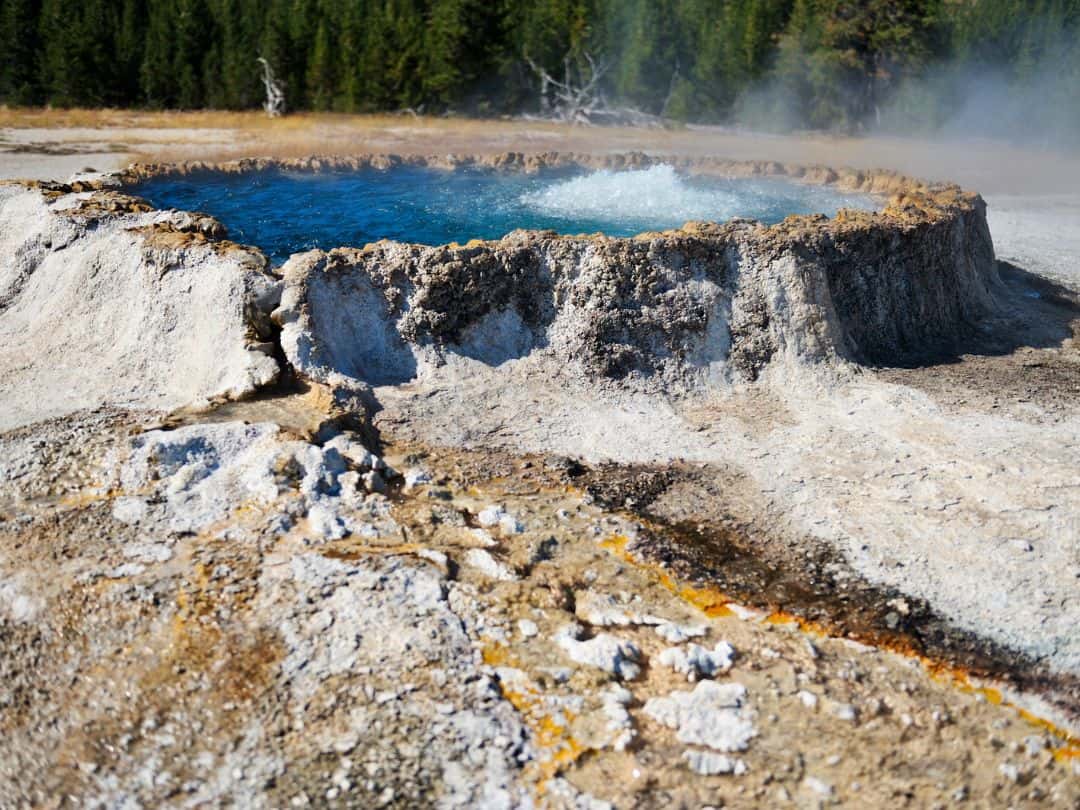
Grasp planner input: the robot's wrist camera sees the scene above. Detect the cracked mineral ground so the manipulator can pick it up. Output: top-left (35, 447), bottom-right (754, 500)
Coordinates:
top-left (1, 117), bottom-right (1078, 809)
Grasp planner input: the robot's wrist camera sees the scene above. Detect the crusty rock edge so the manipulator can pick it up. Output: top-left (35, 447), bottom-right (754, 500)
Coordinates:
top-left (0, 152), bottom-right (1001, 390)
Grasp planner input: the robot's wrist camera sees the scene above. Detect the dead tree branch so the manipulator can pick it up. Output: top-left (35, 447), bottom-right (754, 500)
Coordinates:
top-left (257, 57), bottom-right (286, 118)
top-left (524, 51), bottom-right (669, 128)
top-left (525, 52), bottom-right (611, 125)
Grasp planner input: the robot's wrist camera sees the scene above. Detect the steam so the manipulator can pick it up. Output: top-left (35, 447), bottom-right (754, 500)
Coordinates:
top-left (879, 50), bottom-right (1080, 150)
top-left (731, 27), bottom-right (1080, 152)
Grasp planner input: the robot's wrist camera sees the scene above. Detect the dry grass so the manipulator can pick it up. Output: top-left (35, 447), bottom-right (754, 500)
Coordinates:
top-left (4, 106), bottom-right (1079, 195)
top-left (0, 107), bottom-right (610, 164)
top-left (0, 107), bottom-right (359, 130)
top-left (0, 106), bottom-right (567, 136)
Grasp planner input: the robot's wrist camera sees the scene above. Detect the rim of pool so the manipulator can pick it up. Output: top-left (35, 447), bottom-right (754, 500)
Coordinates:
top-left (109, 154), bottom-right (908, 264)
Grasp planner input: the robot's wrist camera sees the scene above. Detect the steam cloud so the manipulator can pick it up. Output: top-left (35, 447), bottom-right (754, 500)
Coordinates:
top-left (731, 27), bottom-right (1080, 152)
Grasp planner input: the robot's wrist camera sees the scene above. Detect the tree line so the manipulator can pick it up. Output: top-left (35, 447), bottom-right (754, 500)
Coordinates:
top-left (1, 0), bottom-right (1077, 136)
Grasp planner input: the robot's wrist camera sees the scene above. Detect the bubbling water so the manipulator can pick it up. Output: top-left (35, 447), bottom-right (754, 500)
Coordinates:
top-left (133, 165), bottom-right (875, 263)
top-left (524, 165), bottom-right (805, 223)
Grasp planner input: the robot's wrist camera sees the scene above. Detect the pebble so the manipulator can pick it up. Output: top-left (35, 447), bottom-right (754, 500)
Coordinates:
top-left (417, 548), bottom-right (448, 569)
top-left (323, 435), bottom-right (375, 470)
top-left (727, 603), bottom-right (767, 621)
top-left (804, 776), bottom-right (834, 797)
top-left (683, 749), bottom-right (748, 776)
top-left (403, 467), bottom-right (433, 490)
top-left (575, 591), bottom-right (664, 627)
top-left (998, 761), bottom-right (1023, 783)
top-left (831, 703), bottom-right (858, 723)
top-left (472, 507), bottom-right (521, 535)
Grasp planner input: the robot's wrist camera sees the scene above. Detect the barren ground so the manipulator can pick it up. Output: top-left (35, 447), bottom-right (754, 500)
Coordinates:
top-left (1, 110), bottom-right (1078, 808)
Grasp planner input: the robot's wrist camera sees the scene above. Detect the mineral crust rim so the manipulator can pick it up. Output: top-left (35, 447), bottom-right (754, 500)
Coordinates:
top-left (5, 151), bottom-right (985, 258)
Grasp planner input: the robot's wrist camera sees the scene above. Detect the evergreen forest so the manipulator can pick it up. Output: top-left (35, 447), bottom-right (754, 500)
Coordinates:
top-left (1, 0), bottom-right (1078, 140)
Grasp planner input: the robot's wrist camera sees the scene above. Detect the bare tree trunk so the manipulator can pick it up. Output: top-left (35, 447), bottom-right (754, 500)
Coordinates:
top-left (525, 52), bottom-right (610, 125)
top-left (660, 61), bottom-right (681, 120)
top-left (257, 57), bottom-right (286, 119)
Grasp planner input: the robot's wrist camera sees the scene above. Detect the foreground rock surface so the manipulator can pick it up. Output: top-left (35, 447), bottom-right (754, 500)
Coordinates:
top-left (0, 409), bottom-right (1077, 807)
top-left (0, 154), bottom-right (1078, 806)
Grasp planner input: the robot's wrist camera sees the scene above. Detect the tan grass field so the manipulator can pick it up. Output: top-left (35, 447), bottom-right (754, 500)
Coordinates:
top-left (4, 106), bottom-right (1079, 195)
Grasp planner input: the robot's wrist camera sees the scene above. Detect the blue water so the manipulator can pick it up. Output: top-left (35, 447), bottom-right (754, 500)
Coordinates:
top-left (133, 164), bottom-right (874, 263)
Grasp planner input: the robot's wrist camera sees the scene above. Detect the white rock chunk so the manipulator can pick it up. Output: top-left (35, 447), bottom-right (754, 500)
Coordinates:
top-left (0, 184), bottom-right (280, 432)
top-left (323, 435), bottom-right (375, 470)
top-left (575, 591), bottom-right (664, 627)
top-left (477, 506), bottom-right (506, 527)
top-left (116, 422), bottom-right (350, 533)
top-left (601, 686), bottom-right (635, 752)
top-left (468, 528), bottom-right (499, 548)
top-left (657, 641), bottom-right (736, 681)
top-left (403, 467), bottom-right (433, 490)
top-left (417, 548), bottom-right (449, 569)
top-left (804, 777), bottom-right (834, 797)
top-left (644, 680), bottom-right (756, 752)
top-left (726, 603), bottom-right (767, 622)
top-left (477, 505), bottom-right (524, 534)
top-left (555, 625), bottom-right (641, 680)
top-left (464, 549), bottom-right (518, 582)
top-left (307, 503), bottom-right (349, 540)
top-left (0, 578), bottom-right (45, 624)
top-left (831, 702), bottom-right (858, 723)
top-left (654, 622), bottom-right (708, 643)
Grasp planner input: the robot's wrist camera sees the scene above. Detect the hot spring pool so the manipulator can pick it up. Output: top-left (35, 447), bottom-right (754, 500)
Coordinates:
top-left (133, 164), bottom-right (876, 262)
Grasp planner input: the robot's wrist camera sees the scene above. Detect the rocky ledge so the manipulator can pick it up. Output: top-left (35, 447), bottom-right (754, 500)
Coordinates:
top-left (1, 153), bottom-right (1000, 425)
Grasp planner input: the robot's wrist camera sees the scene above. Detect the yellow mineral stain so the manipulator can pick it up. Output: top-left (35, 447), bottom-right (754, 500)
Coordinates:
top-left (598, 533), bottom-right (1080, 755)
top-left (670, 578), bottom-right (736, 618)
top-left (482, 643), bottom-right (587, 795)
top-left (1054, 745), bottom-right (1080, 762)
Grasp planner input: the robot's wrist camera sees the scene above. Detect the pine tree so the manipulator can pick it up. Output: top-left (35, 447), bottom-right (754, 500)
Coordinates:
top-left (423, 0), bottom-right (509, 110)
top-left (306, 17), bottom-right (335, 109)
top-left (0, 0), bottom-right (42, 104)
top-left (114, 0), bottom-right (145, 103)
top-left (141, 0), bottom-right (177, 107)
top-left (0, 0), bottom-right (1073, 133)
top-left (175, 0), bottom-right (212, 108)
